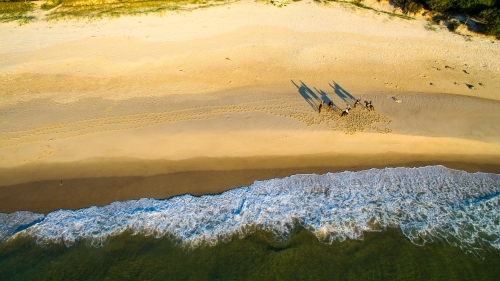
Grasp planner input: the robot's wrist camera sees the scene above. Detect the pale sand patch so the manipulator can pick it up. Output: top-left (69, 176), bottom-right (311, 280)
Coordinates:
top-left (0, 1), bottom-right (499, 212)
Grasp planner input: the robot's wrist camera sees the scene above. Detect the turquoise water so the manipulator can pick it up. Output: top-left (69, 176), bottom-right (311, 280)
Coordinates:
top-left (1, 166), bottom-right (500, 280)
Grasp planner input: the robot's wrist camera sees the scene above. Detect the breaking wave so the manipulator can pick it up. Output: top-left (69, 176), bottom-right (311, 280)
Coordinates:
top-left (0, 211), bottom-right (44, 242)
top-left (1, 166), bottom-right (499, 255)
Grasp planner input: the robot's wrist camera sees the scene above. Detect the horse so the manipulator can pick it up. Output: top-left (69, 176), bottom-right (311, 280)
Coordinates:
top-left (318, 100), bottom-right (325, 113)
top-left (353, 99), bottom-right (361, 108)
top-left (364, 100), bottom-right (374, 111)
top-left (328, 101), bottom-right (334, 112)
top-left (341, 107), bottom-right (349, 117)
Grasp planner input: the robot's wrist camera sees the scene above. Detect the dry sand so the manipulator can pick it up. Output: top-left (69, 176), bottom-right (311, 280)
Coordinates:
top-left (0, 1), bottom-right (499, 213)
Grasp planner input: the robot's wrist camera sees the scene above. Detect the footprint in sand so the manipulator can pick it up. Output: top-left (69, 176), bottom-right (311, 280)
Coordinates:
top-left (392, 97), bottom-right (402, 103)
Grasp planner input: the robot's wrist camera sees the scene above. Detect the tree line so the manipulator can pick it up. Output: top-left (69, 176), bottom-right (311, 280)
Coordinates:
top-left (393, 0), bottom-right (500, 38)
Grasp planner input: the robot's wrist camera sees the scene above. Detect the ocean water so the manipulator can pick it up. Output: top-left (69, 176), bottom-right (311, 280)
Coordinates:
top-left (1, 166), bottom-right (500, 280)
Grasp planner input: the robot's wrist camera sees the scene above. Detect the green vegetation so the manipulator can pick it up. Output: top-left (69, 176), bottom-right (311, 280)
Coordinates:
top-left (331, 0), bottom-right (500, 38)
top-left (0, 0), bottom-right (499, 38)
top-left (42, 0), bottom-right (230, 20)
top-left (0, 1), bottom-right (35, 24)
top-left (447, 18), bottom-right (460, 31)
top-left (262, 0), bottom-right (290, 8)
top-left (1, 0), bottom-right (231, 22)
top-left (425, 0), bottom-right (497, 13)
top-left (480, 7), bottom-right (500, 37)
top-left (425, 22), bottom-right (439, 30)
top-left (41, 0), bottom-right (62, 10)
top-left (393, 0), bottom-right (424, 14)
top-left (418, 0), bottom-right (500, 38)
top-left (322, 0), bottom-right (414, 20)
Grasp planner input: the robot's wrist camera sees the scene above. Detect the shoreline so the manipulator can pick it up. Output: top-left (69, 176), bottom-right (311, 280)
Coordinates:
top-left (1, 153), bottom-right (499, 214)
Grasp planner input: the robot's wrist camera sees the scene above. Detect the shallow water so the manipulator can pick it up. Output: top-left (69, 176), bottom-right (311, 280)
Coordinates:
top-left (1, 228), bottom-right (500, 280)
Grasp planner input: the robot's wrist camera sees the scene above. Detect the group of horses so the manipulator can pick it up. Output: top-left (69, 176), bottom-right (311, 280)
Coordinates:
top-left (318, 99), bottom-right (374, 116)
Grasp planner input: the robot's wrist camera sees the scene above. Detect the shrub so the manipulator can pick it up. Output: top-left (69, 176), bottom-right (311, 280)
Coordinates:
top-left (424, 0), bottom-right (455, 12)
top-left (447, 19), bottom-right (459, 31)
top-left (405, 0), bottom-right (423, 14)
top-left (424, 0), bottom-right (498, 13)
top-left (454, 0), bottom-right (497, 13)
top-left (393, 0), bottom-right (424, 14)
top-left (480, 8), bottom-right (500, 37)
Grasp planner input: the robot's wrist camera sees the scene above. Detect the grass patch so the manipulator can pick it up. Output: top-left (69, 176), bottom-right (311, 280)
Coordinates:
top-left (43, 0), bottom-right (232, 21)
top-left (41, 0), bottom-right (63, 10)
top-left (425, 23), bottom-right (438, 31)
top-left (321, 0), bottom-right (414, 20)
top-left (267, 0), bottom-right (290, 7)
top-left (0, 1), bottom-right (35, 24)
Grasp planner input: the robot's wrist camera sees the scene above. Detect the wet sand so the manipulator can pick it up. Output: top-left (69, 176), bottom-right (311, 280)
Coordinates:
top-left (1, 154), bottom-right (499, 214)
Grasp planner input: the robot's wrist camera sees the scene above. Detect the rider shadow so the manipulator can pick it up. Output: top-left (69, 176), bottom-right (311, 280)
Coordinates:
top-left (291, 80), bottom-right (339, 110)
top-left (291, 80), bottom-right (319, 110)
top-left (330, 81), bottom-right (356, 105)
top-left (314, 87), bottom-right (340, 110)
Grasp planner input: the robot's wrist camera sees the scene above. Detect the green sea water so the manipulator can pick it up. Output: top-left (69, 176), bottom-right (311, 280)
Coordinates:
top-left (1, 227), bottom-right (500, 281)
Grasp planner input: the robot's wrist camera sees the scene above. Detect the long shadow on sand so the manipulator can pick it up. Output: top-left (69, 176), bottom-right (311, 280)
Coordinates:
top-left (291, 80), bottom-right (339, 110)
top-left (330, 81), bottom-right (357, 106)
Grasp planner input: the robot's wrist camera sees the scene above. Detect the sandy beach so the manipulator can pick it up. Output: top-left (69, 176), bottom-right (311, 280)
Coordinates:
top-left (1, 0), bottom-right (499, 213)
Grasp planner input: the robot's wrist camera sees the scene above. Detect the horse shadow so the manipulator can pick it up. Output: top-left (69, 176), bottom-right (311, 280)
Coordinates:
top-left (330, 81), bottom-right (357, 105)
top-left (291, 80), bottom-right (339, 110)
top-left (314, 87), bottom-right (340, 110)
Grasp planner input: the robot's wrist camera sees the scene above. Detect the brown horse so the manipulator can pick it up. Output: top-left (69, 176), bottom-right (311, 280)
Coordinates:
top-left (318, 100), bottom-right (326, 113)
top-left (328, 101), bottom-right (334, 112)
top-left (354, 99), bottom-right (361, 108)
top-left (364, 100), bottom-right (374, 111)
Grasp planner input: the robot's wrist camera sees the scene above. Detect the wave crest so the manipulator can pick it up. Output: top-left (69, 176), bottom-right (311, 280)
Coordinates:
top-left (2, 166), bottom-right (500, 255)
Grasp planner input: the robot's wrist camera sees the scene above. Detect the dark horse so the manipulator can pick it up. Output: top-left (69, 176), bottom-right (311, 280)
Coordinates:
top-left (328, 101), bottom-right (334, 112)
top-left (364, 100), bottom-right (374, 111)
top-left (341, 107), bottom-right (349, 117)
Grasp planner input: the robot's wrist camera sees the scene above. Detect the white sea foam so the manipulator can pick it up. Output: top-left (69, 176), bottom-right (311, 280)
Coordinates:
top-left (0, 211), bottom-right (44, 242)
top-left (1, 166), bottom-right (500, 255)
